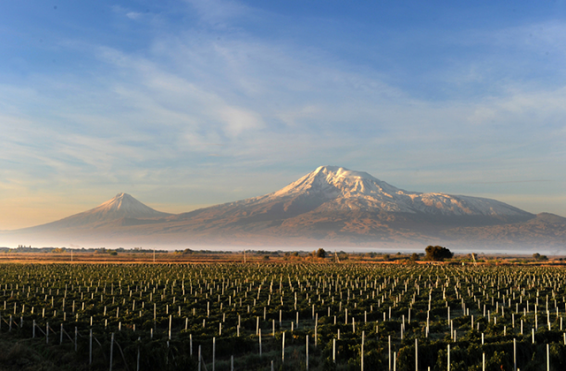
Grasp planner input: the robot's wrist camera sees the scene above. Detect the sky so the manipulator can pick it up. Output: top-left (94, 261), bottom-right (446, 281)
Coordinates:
top-left (1, 0), bottom-right (565, 229)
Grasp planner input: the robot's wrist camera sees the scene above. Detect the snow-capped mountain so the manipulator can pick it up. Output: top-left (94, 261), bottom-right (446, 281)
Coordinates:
top-left (241, 166), bottom-right (530, 217)
top-left (4, 167), bottom-right (564, 249)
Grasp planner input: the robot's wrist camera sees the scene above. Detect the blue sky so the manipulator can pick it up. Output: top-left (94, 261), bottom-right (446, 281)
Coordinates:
top-left (1, 0), bottom-right (565, 229)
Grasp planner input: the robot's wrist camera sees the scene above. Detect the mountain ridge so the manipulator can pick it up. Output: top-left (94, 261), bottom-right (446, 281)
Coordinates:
top-left (2, 166), bottom-right (563, 249)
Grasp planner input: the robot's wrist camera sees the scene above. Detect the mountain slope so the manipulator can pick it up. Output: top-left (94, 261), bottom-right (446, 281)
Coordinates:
top-left (20, 193), bottom-right (171, 231)
top-left (5, 166), bottom-right (563, 249)
top-left (166, 166), bottom-right (533, 233)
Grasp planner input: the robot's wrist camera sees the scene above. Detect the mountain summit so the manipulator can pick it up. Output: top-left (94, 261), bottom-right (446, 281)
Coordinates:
top-left (89, 193), bottom-right (169, 220)
top-left (235, 166), bottom-right (531, 217)
top-left (21, 193), bottom-right (171, 231)
top-left (5, 166), bottom-right (564, 249)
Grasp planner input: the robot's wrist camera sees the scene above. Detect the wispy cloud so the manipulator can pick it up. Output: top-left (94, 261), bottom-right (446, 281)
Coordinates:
top-left (1, 0), bottom-right (566, 229)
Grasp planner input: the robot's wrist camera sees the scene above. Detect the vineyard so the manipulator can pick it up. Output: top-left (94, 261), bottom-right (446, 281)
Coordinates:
top-left (1, 262), bottom-right (566, 370)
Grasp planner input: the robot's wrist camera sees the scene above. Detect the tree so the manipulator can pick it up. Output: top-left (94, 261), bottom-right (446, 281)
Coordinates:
top-left (533, 253), bottom-right (548, 261)
top-left (410, 253), bottom-right (419, 262)
top-left (316, 248), bottom-right (326, 258)
top-left (424, 245), bottom-right (453, 261)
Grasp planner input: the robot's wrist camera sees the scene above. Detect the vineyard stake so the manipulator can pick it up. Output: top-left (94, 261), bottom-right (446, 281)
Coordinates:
top-left (415, 338), bottom-right (418, 371)
top-left (546, 343), bottom-right (550, 371)
top-left (89, 329), bottom-right (92, 365)
top-left (213, 337), bottom-right (216, 371)
top-left (198, 345), bottom-right (201, 371)
top-left (388, 335), bottom-right (391, 370)
top-left (333, 338), bottom-right (336, 363)
top-left (282, 331), bottom-right (285, 363)
top-left (306, 334), bottom-right (309, 370)
top-left (109, 333), bottom-right (114, 371)
top-left (513, 339), bottom-right (517, 371)
top-left (361, 331), bottom-right (364, 371)
top-left (137, 337), bottom-right (140, 371)
top-left (447, 344), bottom-right (450, 371)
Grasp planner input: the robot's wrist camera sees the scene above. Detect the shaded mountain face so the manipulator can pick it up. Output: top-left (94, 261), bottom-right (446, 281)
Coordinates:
top-left (156, 166), bottom-right (538, 247)
top-left (20, 193), bottom-right (171, 231)
top-left (4, 167), bottom-right (563, 249)
top-left (233, 166), bottom-right (532, 217)
top-left (169, 166), bottom-right (533, 231)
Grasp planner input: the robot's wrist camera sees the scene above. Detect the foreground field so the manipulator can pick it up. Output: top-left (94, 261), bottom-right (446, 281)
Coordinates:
top-left (1, 263), bottom-right (566, 370)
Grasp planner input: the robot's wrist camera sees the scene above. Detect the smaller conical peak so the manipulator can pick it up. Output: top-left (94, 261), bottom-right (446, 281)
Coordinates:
top-left (98, 193), bottom-right (143, 212)
top-left (86, 192), bottom-right (170, 218)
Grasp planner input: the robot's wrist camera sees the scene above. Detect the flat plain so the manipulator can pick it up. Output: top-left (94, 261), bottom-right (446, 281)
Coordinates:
top-left (1, 252), bottom-right (565, 370)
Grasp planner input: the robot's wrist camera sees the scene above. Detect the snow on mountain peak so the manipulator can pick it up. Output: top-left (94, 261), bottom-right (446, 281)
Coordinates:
top-left (272, 166), bottom-right (399, 199)
top-left (266, 166), bottom-right (532, 217)
top-left (87, 193), bottom-right (170, 219)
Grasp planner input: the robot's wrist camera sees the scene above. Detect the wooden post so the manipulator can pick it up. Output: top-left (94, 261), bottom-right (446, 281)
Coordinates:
top-left (513, 339), bottom-right (517, 371)
top-left (46, 322), bottom-right (49, 344)
top-left (109, 333), bottom-right (114, 371)
top-left (333, 338), bottom-right (336, 363)
top-left (282, 331), bottom-right (285, 363)
top-left (447, 344), bottom-right (450, 371)
top-left (259, 329), bottom-right (262, 357)
top-left (361, 331), bottom-right (364, 371)
top-left (394, 351), bottom-right (396, 371)
top-left (74, 327), bottom-right (78, 352)
top-left (415, 338), bottom-right (418, 371)
top-left (198, 345), bottom-right (201, 371)
top-left (137, 337), bottom-right (141, 371)
top-left (33, 320), bottom-right (36, 338)
top-left (547, 343), bottom-right (550, 371)
top-left (306, 335), bottom-right (309, 370)
top-left (389, 335), bottom-right (391, 370)
top-left (213, 336), bottom-right (216, 371)
top-left (89, 329), bottom-right (93, 364)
